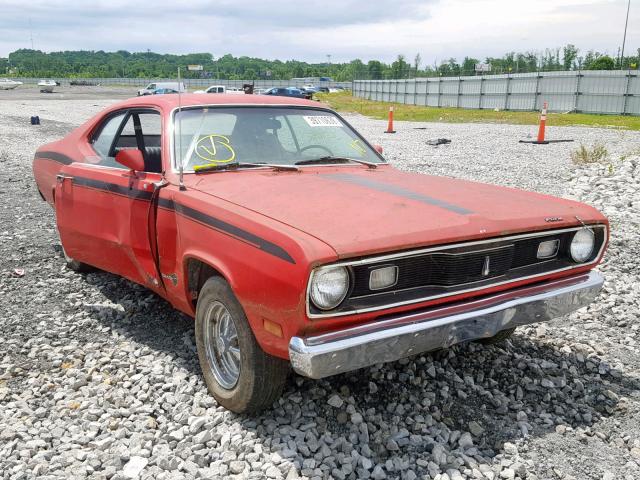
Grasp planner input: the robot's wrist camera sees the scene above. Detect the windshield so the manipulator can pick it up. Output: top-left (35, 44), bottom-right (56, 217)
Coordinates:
top-left (173, 107), bottom-right (383, 171)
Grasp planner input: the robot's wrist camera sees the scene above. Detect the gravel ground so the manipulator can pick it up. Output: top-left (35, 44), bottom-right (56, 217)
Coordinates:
top-left (1, 89), bottom-right (639, 480)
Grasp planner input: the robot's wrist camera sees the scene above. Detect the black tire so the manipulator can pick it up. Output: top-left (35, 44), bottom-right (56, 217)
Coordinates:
top-left (477, 327), bottom-right (516, 345)
top-left (195, 276), bottom-right (289, 413)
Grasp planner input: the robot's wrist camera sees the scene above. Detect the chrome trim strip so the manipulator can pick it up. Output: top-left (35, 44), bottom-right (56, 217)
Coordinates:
top-left (306, 225), bottom-right (607, 318)
top-left (291, 271), bottom-right (604, 378)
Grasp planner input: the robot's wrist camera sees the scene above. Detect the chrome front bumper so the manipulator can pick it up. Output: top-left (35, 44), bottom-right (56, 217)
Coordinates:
top-left (289, 271), bottom-right (603, 379)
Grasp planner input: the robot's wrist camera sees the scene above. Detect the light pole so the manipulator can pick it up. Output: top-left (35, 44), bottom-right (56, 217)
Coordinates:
top-left (621, 0), bottom-right (631, 69)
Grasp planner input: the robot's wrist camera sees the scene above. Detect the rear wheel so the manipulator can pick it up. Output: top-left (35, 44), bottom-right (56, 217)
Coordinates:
top-left (195, 276), bottom-right (289, 413)
top-left (477, 327), bottom-right (516, 345)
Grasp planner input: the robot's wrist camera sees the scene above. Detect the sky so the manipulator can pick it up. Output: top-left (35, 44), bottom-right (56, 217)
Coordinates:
top-left (0, 0), bottom-right (637, 64)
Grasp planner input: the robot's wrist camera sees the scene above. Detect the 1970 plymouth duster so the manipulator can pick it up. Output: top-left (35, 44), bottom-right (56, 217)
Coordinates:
top-left (33, 94), bottom-right (608, 412)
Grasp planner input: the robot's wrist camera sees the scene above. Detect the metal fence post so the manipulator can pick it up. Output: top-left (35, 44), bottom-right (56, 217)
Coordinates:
top-left (622, 70), bottom-right (632, 115)
top-left (534, 71), bottom-right (542, 110)
top-left (505, 73), bottom-right (511, 110)
top-left (574, 71), bottom-right (582, 113)
top-left (479, 75), bottom-right (485, 109)
top-left (437, 77), bottom-right (442, 107)
top-left (457, 76), bottom-right (462, 108)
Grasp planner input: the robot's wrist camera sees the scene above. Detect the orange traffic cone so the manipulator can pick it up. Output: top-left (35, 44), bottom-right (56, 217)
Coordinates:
top-left (385, 106), bottom-right (396, 133)
top-left (536, 101), bottom-right (548, 143)
top-left (519, 101), bottom-right (573, 145)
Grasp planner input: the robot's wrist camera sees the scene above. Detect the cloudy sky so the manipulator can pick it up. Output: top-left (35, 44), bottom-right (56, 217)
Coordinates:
top-left (0, 0), bottom-right (637, 64)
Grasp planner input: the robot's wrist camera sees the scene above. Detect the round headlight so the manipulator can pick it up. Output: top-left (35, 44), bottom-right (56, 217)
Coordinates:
top-left (570, 228), bottom-right (595, 262)
top-left (310, 266), bottom-right (350, 310)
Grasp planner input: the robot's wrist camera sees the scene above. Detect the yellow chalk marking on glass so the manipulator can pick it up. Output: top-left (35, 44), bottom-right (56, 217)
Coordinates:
top-left (195, 134), bottom-right (236, 164)
top-left (350, 139), bottom-right (367, 156)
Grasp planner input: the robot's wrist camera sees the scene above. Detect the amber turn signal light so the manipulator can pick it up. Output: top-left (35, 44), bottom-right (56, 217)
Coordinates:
top-left (263, 319), bottom-right (283, 338)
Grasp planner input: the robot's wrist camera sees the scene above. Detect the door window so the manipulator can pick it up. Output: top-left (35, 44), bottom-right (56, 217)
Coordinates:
top-left (91, 110), bottom-right (163, 171)
top-left (91, 112), bottom-right (126, 167)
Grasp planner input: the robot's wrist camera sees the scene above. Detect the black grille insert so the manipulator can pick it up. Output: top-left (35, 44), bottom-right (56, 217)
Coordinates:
top-left (312, 226), bottom-right (607, 317)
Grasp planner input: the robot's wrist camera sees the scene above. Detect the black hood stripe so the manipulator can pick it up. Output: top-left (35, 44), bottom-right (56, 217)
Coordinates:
top-left (69, 176), bottom-right (295, 264)
top-left (34, 151), bottom-right (74, 165)
top-left (324, 173), bottom-right (473, 215)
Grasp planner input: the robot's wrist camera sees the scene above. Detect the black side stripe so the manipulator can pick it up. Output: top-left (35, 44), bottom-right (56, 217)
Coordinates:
top-left (324, 173), bottom-right (473, 215)
top-left (160, 199), bottom-right (295, 264)
top-left (34, 151), bottom-right (74, 165)
top-left (70, 176), bottom-right (296, 264)
top-left (73, 176), bottom-right (154, 201)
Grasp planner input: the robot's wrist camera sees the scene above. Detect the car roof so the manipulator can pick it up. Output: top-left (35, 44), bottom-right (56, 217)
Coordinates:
top-left (112, 93), bottom-right (324, 111)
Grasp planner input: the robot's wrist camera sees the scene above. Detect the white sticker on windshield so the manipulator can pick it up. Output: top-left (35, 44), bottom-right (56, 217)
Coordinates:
top-left (303, 115), bottom-right (343, 127)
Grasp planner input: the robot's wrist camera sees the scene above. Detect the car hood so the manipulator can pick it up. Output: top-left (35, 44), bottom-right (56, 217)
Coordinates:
top-left (191, 166), bottom-right (605, 258)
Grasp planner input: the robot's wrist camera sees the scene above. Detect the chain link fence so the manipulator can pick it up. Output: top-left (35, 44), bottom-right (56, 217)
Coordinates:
top-left (11, 77), bottom-right (352, 90)
top-left (353, 70), bottom-right (640, 115)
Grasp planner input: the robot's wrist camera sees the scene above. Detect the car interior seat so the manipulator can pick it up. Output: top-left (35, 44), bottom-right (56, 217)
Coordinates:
top-left (231, 116), bottom-right (285, 162)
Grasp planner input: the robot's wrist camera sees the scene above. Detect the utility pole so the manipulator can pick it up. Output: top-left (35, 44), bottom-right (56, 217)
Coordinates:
top-left (620, 0), bottom-right (631, 69)
top-left (29, 18), bottom-right (34, 49)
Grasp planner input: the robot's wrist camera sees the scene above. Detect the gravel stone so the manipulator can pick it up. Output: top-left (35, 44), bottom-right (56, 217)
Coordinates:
top-left (1, 90), bottom-right (639, 480)
top-left (122, 456), bottom-right (148, 479)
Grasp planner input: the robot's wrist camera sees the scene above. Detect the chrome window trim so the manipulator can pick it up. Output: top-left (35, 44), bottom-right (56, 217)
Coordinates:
top-left (306, 225), bottom-right (607, 319)
top-left (168, 103), bottom-right (387, 173)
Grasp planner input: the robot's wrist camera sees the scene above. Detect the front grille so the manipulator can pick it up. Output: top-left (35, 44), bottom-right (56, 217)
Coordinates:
top-left (351, 246), bottom-right (515, 297)
top-left (309, 225), bottom-right (607, 317)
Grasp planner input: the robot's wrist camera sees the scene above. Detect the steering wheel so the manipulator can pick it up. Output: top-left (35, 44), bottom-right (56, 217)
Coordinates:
top-left (300, 144), bottom-right (333, 155)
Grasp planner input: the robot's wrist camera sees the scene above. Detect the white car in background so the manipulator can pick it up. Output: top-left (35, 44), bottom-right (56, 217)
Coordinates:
top-left (137, 82), bottom-right (185, 96)
top-left (0, 78), bottom-right (23, 90)
top-left (38, 79), bottom-right (57, 93)
top-left (194, 85), bottom-right (245, 94)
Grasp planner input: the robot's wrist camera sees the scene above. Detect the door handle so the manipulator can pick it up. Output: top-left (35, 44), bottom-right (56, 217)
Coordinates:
top-left (56, 174), bottom-right (74, 183)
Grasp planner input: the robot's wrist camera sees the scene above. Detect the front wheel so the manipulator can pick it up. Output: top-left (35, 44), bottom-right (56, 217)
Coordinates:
top-left (195, 276), bottom-right (289, 413)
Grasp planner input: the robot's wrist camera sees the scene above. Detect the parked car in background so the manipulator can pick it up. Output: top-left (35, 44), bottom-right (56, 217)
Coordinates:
top-left (262, 87), bottom-right (312, 99)
top-left (38, 79), bottom-right (57, 93)
top-left (194, 85), bottom-right (245, 95)
top-left (33, 94), bottom-right (608, 413)
top-left (0, 78), bottom-right (23, 90)
top-left (152, 88), bottom-right (178, 95)
top-left (138, 82), bottom-right (185, 96)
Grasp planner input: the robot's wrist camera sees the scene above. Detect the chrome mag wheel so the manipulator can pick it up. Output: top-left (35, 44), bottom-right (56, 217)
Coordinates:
top-left (203, 301), bottom-right (241, 389)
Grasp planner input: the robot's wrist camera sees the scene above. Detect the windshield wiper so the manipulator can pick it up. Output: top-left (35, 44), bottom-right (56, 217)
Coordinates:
top-left (294, 156), bottom-right (378, 169)
top-left (194, 162), bottom-right (299, 173)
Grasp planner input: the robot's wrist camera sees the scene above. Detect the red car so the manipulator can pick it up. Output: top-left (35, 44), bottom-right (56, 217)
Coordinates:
top-left (33, 94), bottom-right (608, 413)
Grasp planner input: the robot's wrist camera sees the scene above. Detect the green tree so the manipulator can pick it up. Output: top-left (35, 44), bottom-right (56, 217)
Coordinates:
top-left (588, 55), bottom-right (615, 70)
top-left (390, 55), bottom-right (409, 79)
top-left (563, 44), bottom-right (579, 70)
top-left (367, 60), bottom-right (384, 80)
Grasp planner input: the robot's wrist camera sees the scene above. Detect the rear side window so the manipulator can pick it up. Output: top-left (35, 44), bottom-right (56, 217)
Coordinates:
top-left (92, 113), bottom-right (126, 161)
top-left (120, 113), bottom-right (161, 137)
top-left (91, 110), bottom-right (162, 170)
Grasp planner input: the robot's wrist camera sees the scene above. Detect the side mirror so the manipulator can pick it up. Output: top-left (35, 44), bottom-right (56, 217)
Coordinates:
top-left (115, 149), bottom-right (145, 172)
top-left (374, 144), bottom-right (384, 154)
